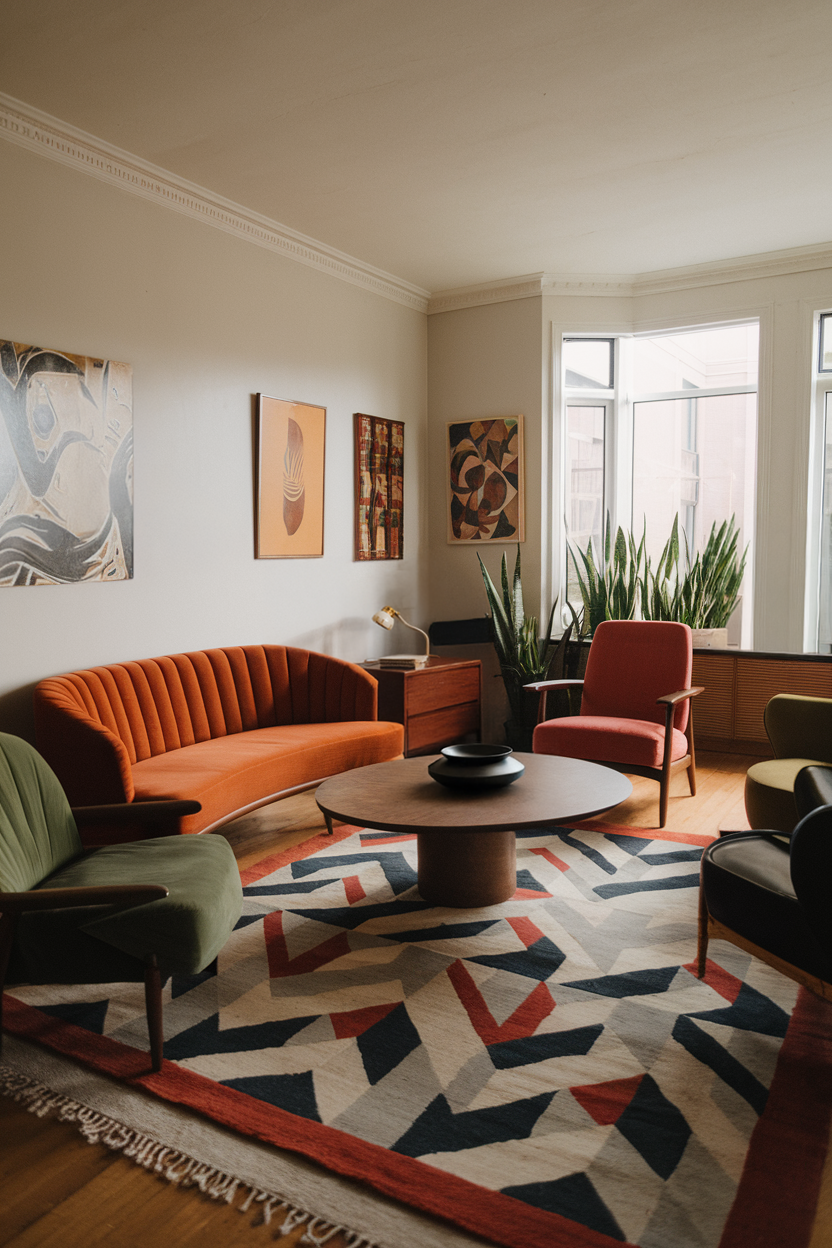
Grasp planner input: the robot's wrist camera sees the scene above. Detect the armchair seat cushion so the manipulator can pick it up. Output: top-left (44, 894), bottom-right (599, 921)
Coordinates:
top-left (533, 716), bottom-right (689, 770)
top-left (744, 757), bottom-right (826, 836)
top-left (9, 835), bottom-right (243, 983)
top-left (131, 722), bottom-right (404, 835)
top-left (701, 833), bottom-right (832, 983)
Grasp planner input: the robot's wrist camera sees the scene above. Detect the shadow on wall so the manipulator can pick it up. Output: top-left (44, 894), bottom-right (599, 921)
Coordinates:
top-left (0, 683), bottom-right (38, 742)
top-left (429, 619), bottom-right (509, 745)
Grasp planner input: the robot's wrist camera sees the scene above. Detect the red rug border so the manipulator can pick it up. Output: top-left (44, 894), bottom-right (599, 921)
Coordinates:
top-left (3, 995), bottom-right (628, 1248)
top-left (5, 823), bottom-right (828, 1248)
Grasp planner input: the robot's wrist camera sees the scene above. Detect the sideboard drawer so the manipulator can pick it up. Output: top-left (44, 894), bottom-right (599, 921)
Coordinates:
top-left (407, 702), bottom-right (481, 755)
top-left (407, 667), bottom-right (481, 716)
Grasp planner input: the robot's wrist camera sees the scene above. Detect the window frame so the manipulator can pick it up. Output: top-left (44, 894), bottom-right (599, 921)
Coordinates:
top-left (559, 322), bottom-right (759, 643)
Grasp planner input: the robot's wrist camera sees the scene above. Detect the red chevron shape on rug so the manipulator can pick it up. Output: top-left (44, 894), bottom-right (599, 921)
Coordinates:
top-left (330, 1002), bottom-right (400, 1039)
top-left (683, 958), bottom-right (743, 1004)
top-left (264, 911), bottom-right (352, 979)
top-left (528, 846), bottom-right (570, 872)
top-left (506, 917), bottom-right (547, 948)
top-left (343, 874), bottom-right (366, 904)
top-left (447, 959), bottom-right (555, 1046)
top-left (571, 1075), bottom-right (645, 1125)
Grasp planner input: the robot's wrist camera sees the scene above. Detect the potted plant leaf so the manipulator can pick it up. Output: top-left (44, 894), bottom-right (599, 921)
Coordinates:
top-left (642, 513), bottom-right (747, 645)
top-left (477, 545), bottom-right (572, 750)
top-left (567, 514), bottom-right (645, 635)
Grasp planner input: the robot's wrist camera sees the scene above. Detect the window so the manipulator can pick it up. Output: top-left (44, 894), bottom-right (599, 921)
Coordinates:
top-left (562, 323), bottom-right (759, 645)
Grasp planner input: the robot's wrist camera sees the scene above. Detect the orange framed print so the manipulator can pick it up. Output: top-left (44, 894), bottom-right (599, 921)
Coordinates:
top-left (447, 415), bottom-right (524, 542)
top-left (256, 395), bottom-right (326, 558)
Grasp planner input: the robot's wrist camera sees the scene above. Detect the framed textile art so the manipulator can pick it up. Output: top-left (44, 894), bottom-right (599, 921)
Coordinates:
top-left (0, 339), bottom-right (133, 586)
top-left (447, 415), bottom-right (524, 542)
top-left (354, 413), bottom-right (403, 560)
top-left (256, 395), bottom-right (326, 558)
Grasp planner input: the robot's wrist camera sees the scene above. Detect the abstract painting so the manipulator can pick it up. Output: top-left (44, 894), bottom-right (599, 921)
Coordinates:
top-left (354, 413), bottom-right (403, 560)
top-left (447, 415), bottom-right (524, 542)
top-left (0, 340), bottom-right (133, 586)
top-left (256, 395), bottom-right (326, 557)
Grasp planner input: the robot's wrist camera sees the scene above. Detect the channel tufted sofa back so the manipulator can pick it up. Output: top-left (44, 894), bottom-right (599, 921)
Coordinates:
top-left (33, 646), bottom-right (393, 819)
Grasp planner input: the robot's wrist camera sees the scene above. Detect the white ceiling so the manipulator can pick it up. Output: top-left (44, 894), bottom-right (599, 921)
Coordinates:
top-left (2, 0), bottom-right (831, 293)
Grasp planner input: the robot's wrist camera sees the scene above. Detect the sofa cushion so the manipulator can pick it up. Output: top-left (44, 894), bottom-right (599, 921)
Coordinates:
top-left (131, 721), bottom-right (404, 833)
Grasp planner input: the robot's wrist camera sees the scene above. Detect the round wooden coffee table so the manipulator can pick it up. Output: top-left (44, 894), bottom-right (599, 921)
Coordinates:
top-left (315, 754), bottom-right (632, 908)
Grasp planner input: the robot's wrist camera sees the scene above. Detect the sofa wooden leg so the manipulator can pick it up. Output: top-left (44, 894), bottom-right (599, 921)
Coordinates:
top-left (144, 956), bottom-right (164, 1072)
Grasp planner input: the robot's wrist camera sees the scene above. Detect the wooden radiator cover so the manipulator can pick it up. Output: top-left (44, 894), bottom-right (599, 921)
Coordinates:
top-left (691, 650), bottom-right (832, 754)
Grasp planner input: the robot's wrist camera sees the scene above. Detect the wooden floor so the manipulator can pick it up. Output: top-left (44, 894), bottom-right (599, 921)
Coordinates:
top-left (1, 750), bottom-right (823, 1248)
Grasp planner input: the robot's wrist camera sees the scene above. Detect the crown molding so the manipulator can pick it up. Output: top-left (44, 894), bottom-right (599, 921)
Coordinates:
top-left (431, 244), bottom-right (832, 312)
top-left (0, 94), bottom-right (430, 314)
top-left (629, 242), bottom-right (832, 297)
top-left (427, 274), bottom-right (546, 314)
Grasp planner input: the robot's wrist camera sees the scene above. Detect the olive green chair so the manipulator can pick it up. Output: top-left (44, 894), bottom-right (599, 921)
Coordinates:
top-left (744, 694), bottom-right (832, 835)
top-left (0, 732), bottom-right (243, 1071)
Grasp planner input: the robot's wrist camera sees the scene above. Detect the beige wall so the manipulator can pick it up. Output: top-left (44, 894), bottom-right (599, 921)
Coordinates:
top-left (426, 296), bottom-right (545, 624)
top-left (0, 142), bottom-right (427, 739)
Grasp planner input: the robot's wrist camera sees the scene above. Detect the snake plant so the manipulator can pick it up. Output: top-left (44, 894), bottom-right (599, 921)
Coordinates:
top-left (477, 545), bottom-right (571, 742)
top-left (568, 514), bottom-right (645, 634)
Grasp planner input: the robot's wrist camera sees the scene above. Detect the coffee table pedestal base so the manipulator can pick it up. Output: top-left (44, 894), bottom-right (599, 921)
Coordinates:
top-left (417, 829), bottom-right (516, 908)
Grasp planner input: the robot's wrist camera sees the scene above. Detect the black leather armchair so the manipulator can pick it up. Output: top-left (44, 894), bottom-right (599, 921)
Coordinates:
top-left (697, 764), bottom-right (832, 1000)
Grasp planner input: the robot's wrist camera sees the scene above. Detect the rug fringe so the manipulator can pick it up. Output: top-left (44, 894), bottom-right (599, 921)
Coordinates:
top-left (0, 1065), bottom-right (377, 1246)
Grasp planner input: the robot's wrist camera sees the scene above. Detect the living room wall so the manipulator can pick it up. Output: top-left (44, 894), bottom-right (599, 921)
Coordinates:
top-left (0, 141), bottom-right (427, 739)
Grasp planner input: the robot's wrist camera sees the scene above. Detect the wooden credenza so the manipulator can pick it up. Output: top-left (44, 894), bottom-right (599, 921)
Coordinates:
top-left (363, 657), bottom-right (482, 757)
top-left (691, 649), bottom-right (832, 755)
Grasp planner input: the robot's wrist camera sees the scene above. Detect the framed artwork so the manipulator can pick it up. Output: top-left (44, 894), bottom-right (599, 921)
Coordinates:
top-left (447, 415), bottom-right (524, 542)
top-left (256, 395), bottom-right (326, 558)
top-left (0, 340), bottom-right (133, 586)
top-left (354, 413), bottom-right (404, 560)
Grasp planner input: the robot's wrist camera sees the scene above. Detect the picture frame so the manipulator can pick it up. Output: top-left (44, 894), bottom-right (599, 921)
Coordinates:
top-left (256, 395), bottom-right (326, 558)
top-left (0, 339), bottom-right (133, 586)
top-left (354, 413), bottom-right (404, 560)
top-left (447, 415), bottom-right (524, 543)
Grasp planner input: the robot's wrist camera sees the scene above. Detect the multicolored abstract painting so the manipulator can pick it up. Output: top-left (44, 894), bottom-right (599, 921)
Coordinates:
top-left (354, 413), bottom-right (404, 560)
top-left (448, 416), bottom-right (524, 542)
top-left (256, 396), bottom-right (326, 558)
top-left (0, 340), bottom-right (133, 586)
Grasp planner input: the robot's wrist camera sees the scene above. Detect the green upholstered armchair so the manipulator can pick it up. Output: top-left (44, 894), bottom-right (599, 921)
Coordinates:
top-left (0, 733), bottom-right (243, 1072)
top-left (744, 694), bottom-right (832, 835)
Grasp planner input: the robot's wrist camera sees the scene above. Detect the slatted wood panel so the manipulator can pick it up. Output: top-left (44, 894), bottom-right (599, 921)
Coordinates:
top-left (691, 654), bottom-right (735, 738)
top-left (735, 658), bottom-right (832, 741)
top-left (691, 651), bottom-right (832, 748)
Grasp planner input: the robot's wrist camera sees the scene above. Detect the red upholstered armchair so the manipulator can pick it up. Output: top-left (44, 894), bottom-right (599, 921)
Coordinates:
top-left (526, 620), bottom-right (703, 828)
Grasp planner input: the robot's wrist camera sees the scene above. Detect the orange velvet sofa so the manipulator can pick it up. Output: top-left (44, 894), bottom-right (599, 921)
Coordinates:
top-left (33, 645), bottom-right (404, 842)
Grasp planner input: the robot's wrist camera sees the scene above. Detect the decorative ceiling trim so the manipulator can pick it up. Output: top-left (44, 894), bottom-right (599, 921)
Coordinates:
top-left (431, 245), bottom-right (832, 312)
top-left (427, 275), bottom-right (545, 314)
top-left (0, 93), bottom-right (430, 314)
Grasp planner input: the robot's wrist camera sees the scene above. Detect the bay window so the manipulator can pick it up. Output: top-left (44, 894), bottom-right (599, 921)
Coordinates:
top-left (562, 322), bottom-right (759, 647)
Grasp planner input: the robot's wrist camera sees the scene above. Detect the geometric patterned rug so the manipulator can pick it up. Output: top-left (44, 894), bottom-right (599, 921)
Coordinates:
top-left (5, 822), bottom-right (832, 1248)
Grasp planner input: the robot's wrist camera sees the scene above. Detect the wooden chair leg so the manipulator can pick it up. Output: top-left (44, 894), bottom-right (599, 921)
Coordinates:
top-left (696, 884), bottom-right (709, 978)
top-left (659, 702), bottom-right (675, 828)
top-left (687, 714), bottom-right (698, 796)
top-left (144, 956), bottom-right (163, 1072)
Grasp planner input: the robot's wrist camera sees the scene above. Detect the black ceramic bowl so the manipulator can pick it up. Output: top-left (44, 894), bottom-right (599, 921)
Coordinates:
top-left (440, 744), bottom-right (514, 765)
top-left (428, 745), bottom-right (524, 790)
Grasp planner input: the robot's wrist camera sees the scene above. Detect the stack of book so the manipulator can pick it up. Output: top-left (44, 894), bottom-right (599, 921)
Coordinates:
top-left (376, 655), bottom-right (429, 670)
